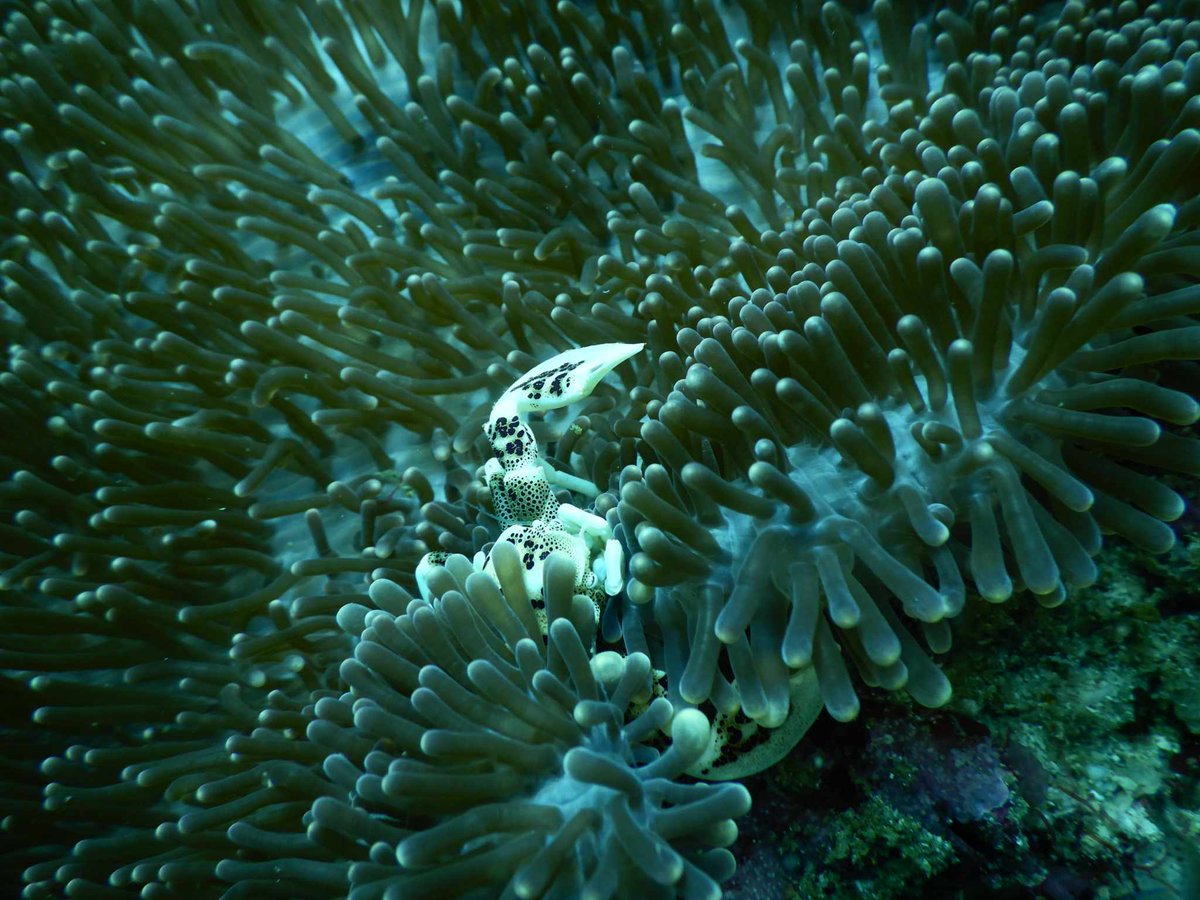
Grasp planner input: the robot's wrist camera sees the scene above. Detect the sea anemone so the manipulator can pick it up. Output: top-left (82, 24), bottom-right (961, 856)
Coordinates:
top-left (315, 545), bottom-right (749, 898)
top-left (620, 186), bottom-right (1200, 726)
top-left (1, 0), bottom-right (1198, 896)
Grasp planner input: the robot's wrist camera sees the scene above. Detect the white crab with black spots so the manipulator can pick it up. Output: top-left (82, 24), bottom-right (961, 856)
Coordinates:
top-left (417, 343), bottom-right (644, 617)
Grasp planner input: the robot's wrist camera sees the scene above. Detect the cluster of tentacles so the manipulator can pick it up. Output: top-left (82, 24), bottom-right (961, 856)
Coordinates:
top-left (1, 0), bottom-right (1199, 897)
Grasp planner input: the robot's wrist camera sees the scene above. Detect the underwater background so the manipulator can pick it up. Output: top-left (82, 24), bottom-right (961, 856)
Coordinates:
top-left (2, 0), bottom-right (1199, 896)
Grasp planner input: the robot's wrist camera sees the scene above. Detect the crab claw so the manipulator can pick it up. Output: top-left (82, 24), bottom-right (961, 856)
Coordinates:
top-left (495, 342), bottom-right (644, 417)
top-left (415, 551), bottom-right (448, 602)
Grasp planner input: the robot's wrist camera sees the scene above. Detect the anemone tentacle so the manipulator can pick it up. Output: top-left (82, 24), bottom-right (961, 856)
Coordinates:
top-left (0, 0), bottom-right (1197, 896)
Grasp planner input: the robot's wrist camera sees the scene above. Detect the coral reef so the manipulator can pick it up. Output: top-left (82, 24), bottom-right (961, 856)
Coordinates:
top-left (723, 518), bottom-right (1200, 898)
top-left (1, 0), bottom-right (1198, 897)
